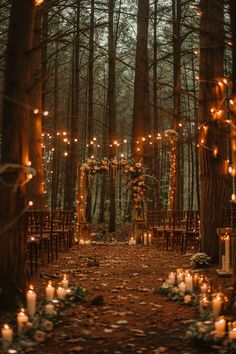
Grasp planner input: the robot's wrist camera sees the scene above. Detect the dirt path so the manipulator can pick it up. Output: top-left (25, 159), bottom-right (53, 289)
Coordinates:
top-left (1, 243), bottom-right (231, 353)
top-left (28, 243), bottom-right (219, 354)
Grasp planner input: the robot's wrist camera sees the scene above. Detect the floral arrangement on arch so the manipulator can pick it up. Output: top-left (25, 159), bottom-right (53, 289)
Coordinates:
top-left (81, 157), bottom-right (146, 212)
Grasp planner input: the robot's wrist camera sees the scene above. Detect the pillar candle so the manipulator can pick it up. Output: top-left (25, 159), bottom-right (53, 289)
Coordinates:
top-left (200, 283), bottom-right (208, 294)
top-left (26, 285), bottom-right (37, 318)
top-left (225, 236), bottom-right (230, 272)
top-left (148, 233), bottom-right (152, 245)
top-left (213, 295), bottom-right (223, 317)
top-left (168, 272), bottom-right (176, 285)
top-left (61, 274), bottom-right (69, 290)
top-left (46, 281), bottom-right (55, 301)
top-left (17, 308), bottom-right (29, 335)
top-left (1, 324), bottom-right (13, 351)
top-left (143, 233), bottom-right (148, 246)
top-left (178, 281), bottom-right (186, 293)
top-left (45, 303), bottom-right (54, 315)
top-left (214, 317), bottom-right (226, 333)
top-left (185, 274), bottom-right (193, 292)
top-left (57, 286), bottom-right (66, 300)
top-left (177, 272), bottom-right (184, 283)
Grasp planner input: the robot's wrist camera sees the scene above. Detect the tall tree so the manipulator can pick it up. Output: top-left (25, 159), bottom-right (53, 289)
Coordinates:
top-left (132, 0), bottom-right (150, 162)
top-left (0, 0), bottom-right (35, 310)
top-left (28, 7), bottom-right (45, 209)
top-left (107, 0), bottom-right (117, 232)
top-left (199, 0), bottom-right (230, 262)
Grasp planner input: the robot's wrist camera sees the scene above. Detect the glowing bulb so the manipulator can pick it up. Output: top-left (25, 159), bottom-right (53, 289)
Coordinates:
top-left (33, 108), bottom-right (39, 114)
top-left (74, 138), bottom-right (78, 142)
top-left (232, 194), bottom-right (236, 201)
top-left (64, 152), bottom-right (68, 156)
top-left (28, 173), bottom-right (33, 179)
top-left (28, 201), bottom-right (33, 206)
top-left (27, 161), bottom-right (32, 166)
top-left (124, 139), bottom-right (127, 143)
top-left (93, 137), bottom-right (97, 141)
top-left (43, 111), bottom-right (49, 116)
top-left (63, 132), bottom-right (67, 136)
top-left (178, 123), bottom-right (182, 127)
top-left (35, 0), bottom-right (44, 5)
top-left (63, 138), bottom-right (68, 142)
top-left (213, 146), bottom-right (218, 157)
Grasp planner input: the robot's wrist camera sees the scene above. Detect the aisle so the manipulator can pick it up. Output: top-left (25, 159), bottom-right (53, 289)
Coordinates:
top-left (32, 244), bottom-right (217, 353)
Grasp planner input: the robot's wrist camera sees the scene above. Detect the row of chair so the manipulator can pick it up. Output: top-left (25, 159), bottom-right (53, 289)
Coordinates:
top-left (145, 210), bottom-right (200, 254)
top-left (26, 210), bottom-right (74, 276)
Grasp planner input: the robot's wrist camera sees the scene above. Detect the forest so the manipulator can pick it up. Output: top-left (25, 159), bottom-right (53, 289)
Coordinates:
top-left (0, 0), bottom-right (236, 353)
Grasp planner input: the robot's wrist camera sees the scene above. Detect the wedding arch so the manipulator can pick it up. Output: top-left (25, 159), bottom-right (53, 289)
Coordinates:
top-left (77, 157), bottom-right (147, 237)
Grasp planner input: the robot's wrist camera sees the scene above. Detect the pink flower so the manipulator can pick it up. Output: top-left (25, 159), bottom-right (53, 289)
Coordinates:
top-left (136, 162), bottom-right (142, 168)
top-left (129, 167), bottom-right (134, 172)
top-left (34, 330), bottom-right (46, 342)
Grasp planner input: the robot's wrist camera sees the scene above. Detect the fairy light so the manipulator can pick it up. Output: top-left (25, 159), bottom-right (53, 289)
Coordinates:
top-left (74, 139), bottom-right (78, 142)
top-left (43, 111), bottom-right (49, 116)
top-left (27, 161), bottom-right (32, 166)
top-left (63, 132), bottom-right (67, 136)
top-left (28, 201), bottom-right (34, 206)
top-left (33, 108), bottom-right (39, 114)
top-left (213, 146), bottom-right (218, 157)
top-left (232, 194), bottom-right (236, 202)
top-left (63, 138), bottom-right (68, 142)
top-left (35, 0), bottom-right (44, 6)
top-left (64, 152), bottom-right (68, 156)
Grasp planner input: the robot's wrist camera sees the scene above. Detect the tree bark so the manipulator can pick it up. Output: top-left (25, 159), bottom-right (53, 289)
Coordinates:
top-left (28, 8), bottom-right (45, 209)
top-left (0, 0), bottom-right (35, 310)
top-left (199, 0), bottom-right (230, 262)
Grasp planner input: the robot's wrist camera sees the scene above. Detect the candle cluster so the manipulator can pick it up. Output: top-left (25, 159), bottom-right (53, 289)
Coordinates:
top-left (143, 232), bottom-right (152, 246)
top-left (1, 275), bottom-right (70, 351)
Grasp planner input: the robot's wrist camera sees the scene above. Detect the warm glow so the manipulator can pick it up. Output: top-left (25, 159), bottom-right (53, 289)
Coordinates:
top-left (28, 201), bottom-right (33, 206)
top-left (213, 146), bottom-right (218, 157)
top-left (43, 111), bottom-right (49, 116)
top-left (35, 0), bottom-right (44, 6)
top-left (64, 152), bottom-right (68, 156)
top-left (33, 108), bottom-right (39, 114)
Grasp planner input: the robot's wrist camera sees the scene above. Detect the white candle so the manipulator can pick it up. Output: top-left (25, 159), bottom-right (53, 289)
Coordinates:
top-left (46, 281), bottom-right (55, 301)
top-left (1, 324), bottom-right (13, 351)
top-left (178, 281), bottom-right (186, 293)
top-left (177, 272), bottom-right (184, 283)
top-left (229, 328), bottom-right (236, 339)
top-left (143, 233), bottom-right (148, 245)
top-left (225, 236), bottom-right (230, 272)
top-left (215, 317), bottom-right (226, 333)
top-left (17, 308), bottom-right (29, 335)
top-left (200, 296), bottom-right (209, 310)
top-left (57, 286), bottom-right (66, 299)
top-left (168, 272), bottom-right (176, 285)
top-left (26, 285), bottom-right (37, 318)
top-left (213, 295), bottom-right (222, 317)
top-left (61, 274), bottom-right (69, 289)
top-left (200, 283), bottom-right (208, 294)
top-left (45, 303), bottom-right (54, 315)
top-left (185, 274), bottom-right (193, 292)
top-left (148, 233), bottom-right (152, 245)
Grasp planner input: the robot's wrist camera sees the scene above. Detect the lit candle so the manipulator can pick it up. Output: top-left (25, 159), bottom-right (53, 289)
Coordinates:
top-left (148, 232), bottom-right (152, 245)
top-left (143, 232), bottom-right (148, 245)
top-left (26, 285), bottom-right (37, 318)
top-left (45, 303), bottom-right (54, 315)
top-left (61, 274), bottom-right (69, 290)
top-left (17, 308), bottom-right (29, 335)
top-left (185, 274), bottom-right (193, 292)
top-left (200, 295), bottom-right (210, 310)
top-left (178, 281), bottom-right (186, 293)
top-left (46, 281), bottom-right (55, 301)
top-left (57, 286), bottom-right (66, 300)
top-left (1, 324), bottom-right (13, 351)
top-left (177, 272), bottom-right (184, 283)
top-left (213, 294), bottom-right (223, 317)
top-left (224, 236), bottom-right (230, 272)
top-left (200, 283), bottom-right (208, 294)
top-left (168, 272), bottom-right (176, 285)
top-left (214, 317), bottom-right (226, 334)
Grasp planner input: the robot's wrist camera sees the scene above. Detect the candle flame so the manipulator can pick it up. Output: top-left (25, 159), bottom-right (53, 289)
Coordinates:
top-left (63, 274), bottom-right (67, 280)
top-left (3, 324), bottom-right (9, 329)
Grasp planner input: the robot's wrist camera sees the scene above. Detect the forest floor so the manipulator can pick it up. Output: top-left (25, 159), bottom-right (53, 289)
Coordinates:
top-left (0, 228), bottom-right (233, 354)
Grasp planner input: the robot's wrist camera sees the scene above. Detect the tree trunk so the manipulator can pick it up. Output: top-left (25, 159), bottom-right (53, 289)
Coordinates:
top-left (28, 8), bottom-right (45, 209)
top-left (172, 0), bottom-right (182, 210)
top-left (0, 0), bottom-right (35, 310)
top-left (107, 0), bottom-right (116, 232)
top-left (132, 0), bottom-right (149, 161)
top-left (86, 0), bottom-right (95, 223)
top-left (229, 0), bottom-right (236, 288)
top-left (199, 0), bottom-right (230, 262)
